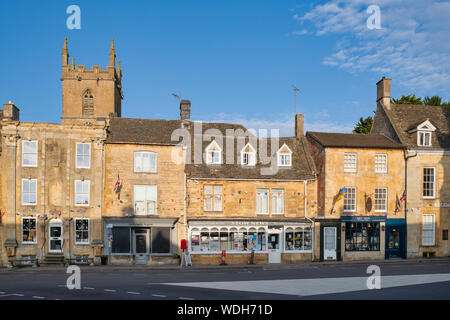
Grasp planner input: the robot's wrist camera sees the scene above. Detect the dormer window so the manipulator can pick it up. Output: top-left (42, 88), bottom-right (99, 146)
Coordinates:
top-left (277, 144), bottom-right (292, 167)
top-left (241, 143), bottom-right (256, 166)
top-left (418, 131), bottom-right (431, 147)
top-left (205, 140), bottom-right (222, 165)
top-left (409, 120), bottom-right (436, 147)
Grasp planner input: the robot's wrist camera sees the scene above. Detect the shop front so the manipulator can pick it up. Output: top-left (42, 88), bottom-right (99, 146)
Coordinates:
top-left (103, 217), bottom-right (179, 265)
top-left (188, 219), bottom-right (313, 265)
top-left (341, 216), bottom-right (386, 261)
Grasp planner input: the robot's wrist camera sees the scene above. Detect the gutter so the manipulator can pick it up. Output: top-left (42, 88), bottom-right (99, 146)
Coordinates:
top-left (304, 180), bottom-right (315, 261)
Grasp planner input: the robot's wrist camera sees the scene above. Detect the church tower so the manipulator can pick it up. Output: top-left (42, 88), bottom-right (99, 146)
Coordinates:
top-left (61, 38), bottom-right (123, 122)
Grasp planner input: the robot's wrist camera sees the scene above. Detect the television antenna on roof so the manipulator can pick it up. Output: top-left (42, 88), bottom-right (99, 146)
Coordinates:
top-left (292, 85), bottom-right (300, 115)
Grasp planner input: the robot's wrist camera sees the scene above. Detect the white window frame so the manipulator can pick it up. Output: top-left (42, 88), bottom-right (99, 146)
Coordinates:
top-left (422, 214), bottom-right (435, 246)
top-left (343, 187), bottom-right (357, 212)
top-left (22, 217), bottom-right (37, 244)
top-left (374, 187), bottom-right (388, 212)
top-left (271, 189), bottom-right (284, 215)
top-left (134, 185), bottom-right (158, 215)
top-left (134, 151), bottom-right (157, 173)
top-left (74, 180), bottom-right (90, 206)
top-left (21, 178), bottom-right (37, 206)
top-left (76, 142), bottom-right (91, 169)
top-left (344, 153), bottom-right (357, 173)
top-left (423, 167), bottom-right (436, 199)
top-left (277, 144), bottom-right (292, 167)
top-left (205, 140), bottom-right (222, 165)
top-left (256, 189), bottom-right (269, 215)
top-left (204, 185), bottom-right (223, 212)
top-left (375, 153), bottom-right (388, 173)
top-left (241, 143), bottom-right (256, 166)
top-left (22, 140), bottom-right (38, 167)
top-left (417, 131), bottom-right (432, 147)
top-left (74, 218), bottom-right (90, 245)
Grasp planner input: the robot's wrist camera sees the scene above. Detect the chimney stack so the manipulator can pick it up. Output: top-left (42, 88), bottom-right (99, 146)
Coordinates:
top-left (180, 100), bottom-right (191, 122)
top-left (377, 77), bottom-right (391, 110)
top-left (2, 101), bottom-right (20, 121)
top-left (295, 114), bottom-right (304, 138)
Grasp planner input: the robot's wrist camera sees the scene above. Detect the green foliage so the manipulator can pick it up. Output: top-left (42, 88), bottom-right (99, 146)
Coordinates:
top-left (423, 96), bottom-right (442, 106)
top-left (391, 94), bottom-right (422, 105)
top-left (353, 116), bottom-right (373, 134)
top-left (391, 94), bottom-right (449, 107)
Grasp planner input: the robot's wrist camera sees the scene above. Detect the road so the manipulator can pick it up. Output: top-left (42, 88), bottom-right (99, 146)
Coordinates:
top-left (0, 260), bottom-right (449, 300)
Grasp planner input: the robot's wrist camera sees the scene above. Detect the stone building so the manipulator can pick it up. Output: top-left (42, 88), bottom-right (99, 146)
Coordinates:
top-left (0, 38), bottom-right (121, 266)
top-left (102, 117), bottom-right (187, 265)
top-left (372, 77), bottom-right (450, 258)
top-left (306, 131), bottom-right (406, 261)
top-left (185, 114), bottom-right (319, 264)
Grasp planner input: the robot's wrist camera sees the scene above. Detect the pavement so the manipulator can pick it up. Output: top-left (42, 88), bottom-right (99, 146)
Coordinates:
top-left (0, 258), bottom-right (449, 300)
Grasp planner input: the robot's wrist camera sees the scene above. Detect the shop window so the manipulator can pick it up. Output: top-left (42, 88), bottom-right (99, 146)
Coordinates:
top-left (191, 228), bottom-right (267, 252)
top-left (204, 185), bottom-right (222, 211)
top-left (151, 227), bottom-right (170, 253)
top-left (22, 217), bottom-right (37, 244)
top-left (75, 218), bottom-right (89, 244)
top-left (134, 151), bottom-right (157, 173)
top-left (134, 185), bottom-right (157, 214)
top-left (422, 214), bottom-right (435, 246)
top-left (345, 222), bottom-right (380, 251)
top-left (285, 227), bottom-right (312, 251)
top-left (22, 179), bottom-right (37, 205)
top-left (271, 190), bottom-right (284, 214)
top-left (256, 189), bottom-right (269, 214)
top-left (22, 140), bottom-right (38, 167)
top-left (112, 227), bottom-right (131, 254)
top-left (75, 180), bottom-right (90, 206)
top-left (76, 143), bottom-right (91, 168)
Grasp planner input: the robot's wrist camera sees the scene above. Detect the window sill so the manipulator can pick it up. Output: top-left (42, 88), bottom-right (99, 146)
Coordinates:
top-left (75, 243), bottom-right (90, 246)
top-left (75, 204), bottom-right (90, 207)
top-left (22, 242), bottom-right (38, 245)
top-left (21, 203), bottom-right (37, 206)
top-left (256, 212), bottom-right (270, 215)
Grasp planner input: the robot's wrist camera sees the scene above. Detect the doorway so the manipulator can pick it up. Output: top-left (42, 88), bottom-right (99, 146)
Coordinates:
top-left (133, 228), bottom-right (149, 264)
top-left (267, 228), bottom-right (282, 263)
top-left (385, 219), bottom-right (405, 259)
top-left (49, 219), bottom-right (63, 253)
top-left (324, 227), bottom-right (337, 260)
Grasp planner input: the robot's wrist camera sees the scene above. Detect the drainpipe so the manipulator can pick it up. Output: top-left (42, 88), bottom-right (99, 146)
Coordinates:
top-left (404, 149), bottom-right (417, 259)
top-left (304, 180), bottom-right (315, 261)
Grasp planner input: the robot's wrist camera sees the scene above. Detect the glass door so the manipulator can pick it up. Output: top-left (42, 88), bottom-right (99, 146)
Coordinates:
top-left (49, 224), bottom-right (63, 253)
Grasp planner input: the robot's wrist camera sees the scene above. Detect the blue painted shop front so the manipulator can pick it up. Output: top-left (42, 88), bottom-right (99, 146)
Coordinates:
top-left (385, 219), bottom-right (406, 259)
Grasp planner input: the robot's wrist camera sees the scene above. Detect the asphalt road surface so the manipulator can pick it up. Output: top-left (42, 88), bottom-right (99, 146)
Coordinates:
top-left (0, 260), bottom-right (449, 300)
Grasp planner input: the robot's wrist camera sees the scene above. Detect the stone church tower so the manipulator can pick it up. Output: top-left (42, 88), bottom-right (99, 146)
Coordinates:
top-left (61, 38), bottom-right (123, 122)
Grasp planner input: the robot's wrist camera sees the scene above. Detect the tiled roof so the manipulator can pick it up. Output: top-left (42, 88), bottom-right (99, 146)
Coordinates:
top-left (106, 117), bottom-right (317, 180)
top-left (383, 104), bottom-right (450, 149)
top-left (306, 132), bottom-right (404, 149)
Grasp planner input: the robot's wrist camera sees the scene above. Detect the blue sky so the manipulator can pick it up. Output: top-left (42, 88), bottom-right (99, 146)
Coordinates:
top-left (1, 0), bottom-right (449, 136)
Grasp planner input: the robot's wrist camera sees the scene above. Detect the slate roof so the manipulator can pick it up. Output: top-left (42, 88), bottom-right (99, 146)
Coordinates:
top-left (106, 117), bottom-right (317, 180)
top-left (306, 132), bottom-right (404, 149)
top-left (382, 104), bottom-right (450, 149)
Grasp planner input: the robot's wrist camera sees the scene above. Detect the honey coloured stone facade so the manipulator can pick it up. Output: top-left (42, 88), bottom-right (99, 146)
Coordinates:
top-left (102, 137), bottom-right (186, 265)
top-left (306, 131), bottom-right (406, 261)
top-left (0, 115), bottom-right (106, 266)
top-left (372, 77), bottom-right (450, 258)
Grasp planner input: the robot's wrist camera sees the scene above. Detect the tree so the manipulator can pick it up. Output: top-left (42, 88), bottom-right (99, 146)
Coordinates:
top-left (391, 94), bottom-right (422, 105)
top-left (353, 116), bottom-right (373, 134)
top-left (423, 96), bottom-right (442, 106)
